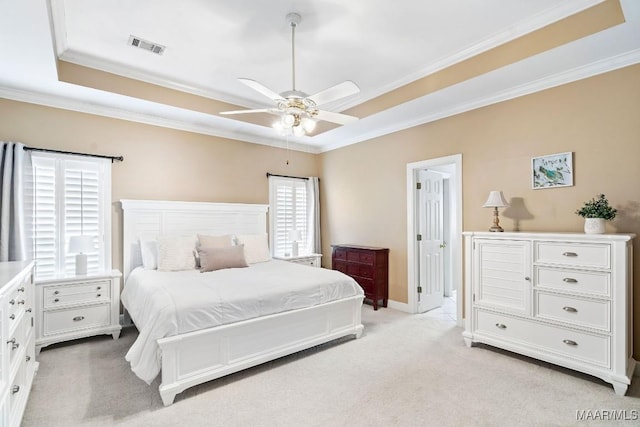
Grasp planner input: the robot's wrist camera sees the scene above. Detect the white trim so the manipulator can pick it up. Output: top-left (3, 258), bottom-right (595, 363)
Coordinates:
top-left (407, 155), bottom-right (463, 326)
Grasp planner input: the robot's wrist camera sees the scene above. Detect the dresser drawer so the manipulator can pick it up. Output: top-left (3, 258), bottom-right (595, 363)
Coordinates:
top-left (7, 316), bottom-right (26, 370)
top-left (44, 281), bottom-right (110, 308)
top-left (9, 360), bottom-right (26, 416)
top-left (535, 266), bottom-right (610, 296)
top-left (43, 304), bottom-right (110, 336)
top-left (535, 292), bottom-right (610, 331)
top-left (534, 242), bottom-right (610, 269)
top-left (355, 277), bottom-right (374, 294)
top-left (333, 248), bottom-right (347, 261)
top-left (475, 309), bottom-right (610, 367)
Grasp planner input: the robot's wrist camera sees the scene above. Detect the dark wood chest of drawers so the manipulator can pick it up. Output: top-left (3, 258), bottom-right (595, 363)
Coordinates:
top-left (331, 244), bottom-right (389, 310)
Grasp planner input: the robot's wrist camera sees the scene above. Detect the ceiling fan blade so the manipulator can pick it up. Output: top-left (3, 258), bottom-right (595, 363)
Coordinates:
top-left (220, 108), bottom-right (275, 116)
top-left (238, 78), bottom-right (284, 102)
top-left (315, 110), bottom-right (359, 125)
top-left (307, 81), bottom-right (360, 106)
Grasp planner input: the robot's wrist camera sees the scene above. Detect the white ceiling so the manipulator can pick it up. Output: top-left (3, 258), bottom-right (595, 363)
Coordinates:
top-left (1, 0), bottom-right (640, 153)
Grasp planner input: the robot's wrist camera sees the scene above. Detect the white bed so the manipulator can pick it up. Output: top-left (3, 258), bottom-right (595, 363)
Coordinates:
top-left (120, 200), bottom-right (364, 405)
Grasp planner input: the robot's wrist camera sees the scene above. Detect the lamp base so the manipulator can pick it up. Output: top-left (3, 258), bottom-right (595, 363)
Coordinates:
top-left (75, 253), bottom-right (88, 275)
top-left (489, 226), bottom-right (504, 232)
top-left (291, 241), bottom-right (299, 257)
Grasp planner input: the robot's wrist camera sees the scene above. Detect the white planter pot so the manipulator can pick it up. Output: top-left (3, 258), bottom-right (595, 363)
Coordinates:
top-left (584, 218), bottom-right (606, 234)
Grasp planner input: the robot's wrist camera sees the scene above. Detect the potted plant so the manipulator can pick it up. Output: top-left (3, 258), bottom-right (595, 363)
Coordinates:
top-left (575, 194), bottom-right (617, 234)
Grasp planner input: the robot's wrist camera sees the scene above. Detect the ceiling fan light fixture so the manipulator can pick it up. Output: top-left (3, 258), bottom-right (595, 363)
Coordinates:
top-left (301, 117), bottom-right (316, 133)
top-left (292, 125), bottom-right (305, 137)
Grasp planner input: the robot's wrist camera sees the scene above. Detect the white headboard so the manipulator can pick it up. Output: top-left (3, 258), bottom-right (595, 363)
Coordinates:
top-left (120, 199), bottom-right (268, 281)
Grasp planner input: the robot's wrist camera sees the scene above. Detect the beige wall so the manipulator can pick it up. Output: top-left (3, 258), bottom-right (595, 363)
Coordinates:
top-left (320, 64), bottom-right (640, 355)
top-left (0, 100), bottom-right (320, 273)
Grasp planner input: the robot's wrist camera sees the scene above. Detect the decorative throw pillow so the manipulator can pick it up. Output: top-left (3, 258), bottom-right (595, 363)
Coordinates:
top-left (198, 245), bottom-right (249, 272)
top-left (156, 235), bottom-right (198, 271)
top-left (235, 233), bottom-right (271, 264)
top-left (197, 234), bottom-right (235, 248)
top-left (139, 237), bottom-right (158, 270)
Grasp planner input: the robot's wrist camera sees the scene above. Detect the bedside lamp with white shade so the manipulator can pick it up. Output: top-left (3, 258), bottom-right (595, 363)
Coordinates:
top-left (288, 230), bottom-right (302, 257)
top-left (483, 191), bottom-right (509, 232)
top-left (68, 235), bottom-right (95, 275)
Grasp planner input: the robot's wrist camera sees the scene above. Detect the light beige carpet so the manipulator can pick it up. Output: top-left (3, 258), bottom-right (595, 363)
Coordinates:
top-left (23, 307), bottom-right (640, 426)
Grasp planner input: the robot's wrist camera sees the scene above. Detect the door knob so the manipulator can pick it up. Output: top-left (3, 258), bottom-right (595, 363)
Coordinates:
top-left (439, 242), bottom-right (447, 248)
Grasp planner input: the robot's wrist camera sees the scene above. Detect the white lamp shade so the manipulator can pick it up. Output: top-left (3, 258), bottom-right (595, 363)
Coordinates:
top-left (483, 191), bottom-right (509, 208)
top-left (288, 230), bottom-right (302, 241)
top-left (68, 235), bottom-right (95, 254)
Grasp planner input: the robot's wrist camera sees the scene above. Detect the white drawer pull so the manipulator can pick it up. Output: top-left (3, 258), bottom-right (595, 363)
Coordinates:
top-left (562, 252), bottom-right (578, 257)
top-left (563, 306), bottom-right (577, 313)
top-left (563, 339), bottom-right (578, 346)
top-left (11, 385), bottom-right (20, 394)
top-left (8, 299), bottom-right (15, 305)
top-left (6, 338), bottom-right (16, 345)
top-left (17, 287), bottom-right (24, 292)
top-left (562, 278), bottom-right (578, 283)
top-left (17, 299), bottom-right (25, 305)
top-left (12, 342), bottom-right (19, 350)
top-left (73, 316), bottom-right (85, 322)
top-left (9, 314), bottom-right (15, 320)
top-left (26, 308), bottom-right (32, 313)
top-left (495, 323), bottom-right (507, 329)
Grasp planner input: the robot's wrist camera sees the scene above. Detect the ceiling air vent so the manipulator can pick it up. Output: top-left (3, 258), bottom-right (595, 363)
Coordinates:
top-left (128, 35), bottom-right (165, 55)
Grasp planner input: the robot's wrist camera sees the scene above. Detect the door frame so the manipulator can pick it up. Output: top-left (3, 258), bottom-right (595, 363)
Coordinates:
top-left (406, 154), bottom-right (463, 325)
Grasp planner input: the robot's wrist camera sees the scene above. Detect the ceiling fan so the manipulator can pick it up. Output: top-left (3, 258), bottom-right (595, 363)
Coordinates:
top-left (221, 12), bottom-right (360, 137)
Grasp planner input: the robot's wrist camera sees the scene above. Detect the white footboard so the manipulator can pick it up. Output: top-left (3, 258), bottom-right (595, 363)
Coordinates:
top-left (157, 295), bottom-right (364, 405)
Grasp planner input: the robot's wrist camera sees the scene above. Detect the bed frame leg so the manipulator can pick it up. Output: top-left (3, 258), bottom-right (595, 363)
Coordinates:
top-left (355, 324), bottom-right (364, 339)
top-left (160, 389), bottom-right (177, 406)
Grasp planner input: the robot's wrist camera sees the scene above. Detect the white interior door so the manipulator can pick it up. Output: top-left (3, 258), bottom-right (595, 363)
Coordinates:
top-left (417, 170), bottom-right (445, 313)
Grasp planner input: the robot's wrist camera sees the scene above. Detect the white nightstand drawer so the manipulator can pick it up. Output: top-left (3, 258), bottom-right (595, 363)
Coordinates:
top-left (43, 304), bottom-right (110, 336)
top-left (534, 242), bottom-right (610, 269)
top-left (44, 281), bottom-right (110, 308)
top-left (535, 292), bottom-right (610, 331)
top-left (475, 309), bottom-right (610, 367)
top-left (289, 257), bottom-right (319, 267)
top-left (535, 267), bottom-right (610, 296)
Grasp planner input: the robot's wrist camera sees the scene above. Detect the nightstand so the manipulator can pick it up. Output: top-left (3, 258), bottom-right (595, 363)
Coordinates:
top-left (273, 253), bottom-right (322, 268)
top-left (35, 270), bottom-right (122, 354)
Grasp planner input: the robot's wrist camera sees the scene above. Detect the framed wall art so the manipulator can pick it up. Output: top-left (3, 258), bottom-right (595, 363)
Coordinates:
top-left (531, 152), bottom-right (573, 189)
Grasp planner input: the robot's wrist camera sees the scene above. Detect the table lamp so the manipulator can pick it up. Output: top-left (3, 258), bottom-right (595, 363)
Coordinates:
top-left (483, 191), bottom-right (509, 232)
top-left (68, 235), bottom-right (95, 275)
top-left (288, 230), bottom-right (302, 257)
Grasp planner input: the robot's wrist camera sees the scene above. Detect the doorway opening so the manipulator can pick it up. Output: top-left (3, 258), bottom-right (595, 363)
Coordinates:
top-left (406, 154), bottom-right (462, 326)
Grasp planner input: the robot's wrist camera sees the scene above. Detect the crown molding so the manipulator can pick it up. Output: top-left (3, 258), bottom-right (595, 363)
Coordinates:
top-left (0, 81), bottom-right (320, 154)
top-left (317, 47), bottom-right (640, 153)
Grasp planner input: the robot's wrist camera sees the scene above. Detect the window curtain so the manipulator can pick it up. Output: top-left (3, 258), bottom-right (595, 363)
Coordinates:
top-left (0, 142), bottom-right (33, 262)
top-left (306, 176), bottom-right (321, 254)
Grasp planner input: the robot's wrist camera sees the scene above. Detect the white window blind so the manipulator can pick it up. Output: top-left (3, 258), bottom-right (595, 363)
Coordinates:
top-left (31, 154), bottom-right (111, 279)
top-left (269, 177), bottom-right (308, 257)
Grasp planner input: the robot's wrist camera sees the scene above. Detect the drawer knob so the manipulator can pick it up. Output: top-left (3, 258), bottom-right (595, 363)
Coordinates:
top-left (563, 278), bottom-right (578, 283)
top-left (562, 252), bottom-right (578, 257)
top-left (17, 299), bottom-right (25, 305)
top-left (11, 385), bottom-right (20, 394)
top-left (9, 314), bottom-right (15, 320)
top-left (54, 298), bottom-right (59, 303)
top-left (495, 323), bottom-right (507, 329)
top-left (97, 286), bottom-right (102, 290)
top-left (97, 294), bottom-right (102, 297)
top-left (562, 306), bottom-right (578, 313)
top-left (8, 299), bottom-right (15, 305)
top-left (54, 290), bottom-right (59, 295)
top-left (73, 316), bottom-right (85, 322)
top-left (524, 277), bottom-right (530, 281)
top-left (6, 338), bottom-right (16, 345)
top-left (17, 287), bottom-right (24, 292)
top-left (563, 339), bottom-right (578, 346)
top-left (26, 355), bottom-right (31, 362)
top-left (12, 342), bottom-right (19, 350)
top-left (26, 308), bottom-right (32, 313)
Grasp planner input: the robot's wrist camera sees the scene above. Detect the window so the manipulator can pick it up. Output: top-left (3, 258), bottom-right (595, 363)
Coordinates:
top-left (30, 153), bottom-right (111, 279)
top-left (268, 176), bottom-right (309, 257)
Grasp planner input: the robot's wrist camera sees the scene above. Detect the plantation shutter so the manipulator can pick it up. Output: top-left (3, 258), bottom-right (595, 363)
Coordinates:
top-left (31, 154), bottom-right (111, 279)
top-left (269, 177), bottom-right (308, 257)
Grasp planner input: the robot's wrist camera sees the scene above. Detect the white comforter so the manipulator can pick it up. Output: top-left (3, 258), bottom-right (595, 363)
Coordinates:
top-left (121, 260), bottom-right (363, 383)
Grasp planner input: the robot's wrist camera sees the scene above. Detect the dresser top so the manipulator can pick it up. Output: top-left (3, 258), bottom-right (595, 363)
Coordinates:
top-left (462, 231), bottom-right (635, 241)
top-left (332, 244), bottom-right (389, 251)
top-left (0, 261), bottom-right (34, 289)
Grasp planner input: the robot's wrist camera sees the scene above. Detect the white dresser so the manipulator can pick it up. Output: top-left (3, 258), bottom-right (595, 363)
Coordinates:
top-left (0, 261), bottom-right (37, 427)
top-left (463, 232), bottom-right (635, 395)
top-left (35, 270), bottom-right (122, 354)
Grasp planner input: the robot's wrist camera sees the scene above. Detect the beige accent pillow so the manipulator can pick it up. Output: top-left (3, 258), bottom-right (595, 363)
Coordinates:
top-left (156, 235), bottom-right (198, 271)
top-left (198, 245), bottom-right (249, 272)
top-left (197, 234), bottom-right (235, 248)
top-left (235, 233), bottom-right (271, 264)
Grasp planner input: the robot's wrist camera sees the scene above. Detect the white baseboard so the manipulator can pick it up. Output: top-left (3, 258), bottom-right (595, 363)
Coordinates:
top-left (387, 300), bottom-right (412, 313)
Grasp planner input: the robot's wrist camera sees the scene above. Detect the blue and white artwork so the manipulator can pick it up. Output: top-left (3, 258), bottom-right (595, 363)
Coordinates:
top-left (532, 152), bottom-right (573, 189)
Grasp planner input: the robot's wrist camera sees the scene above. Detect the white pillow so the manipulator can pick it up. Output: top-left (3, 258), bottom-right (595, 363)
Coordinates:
top-left (198, 234), bottom-right (235, 248)
top-left (236, 233), bottom-right (271, 264)
top-left (156, 235), bottom-right (198, 271)
top-left (139, 237), bottom-right (158, 270)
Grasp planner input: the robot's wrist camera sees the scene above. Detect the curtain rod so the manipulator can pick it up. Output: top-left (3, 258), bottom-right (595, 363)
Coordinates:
top-left (24, 146), bottom-right (124, 163)
top-left (266, 172), bottom-right (309, 181)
